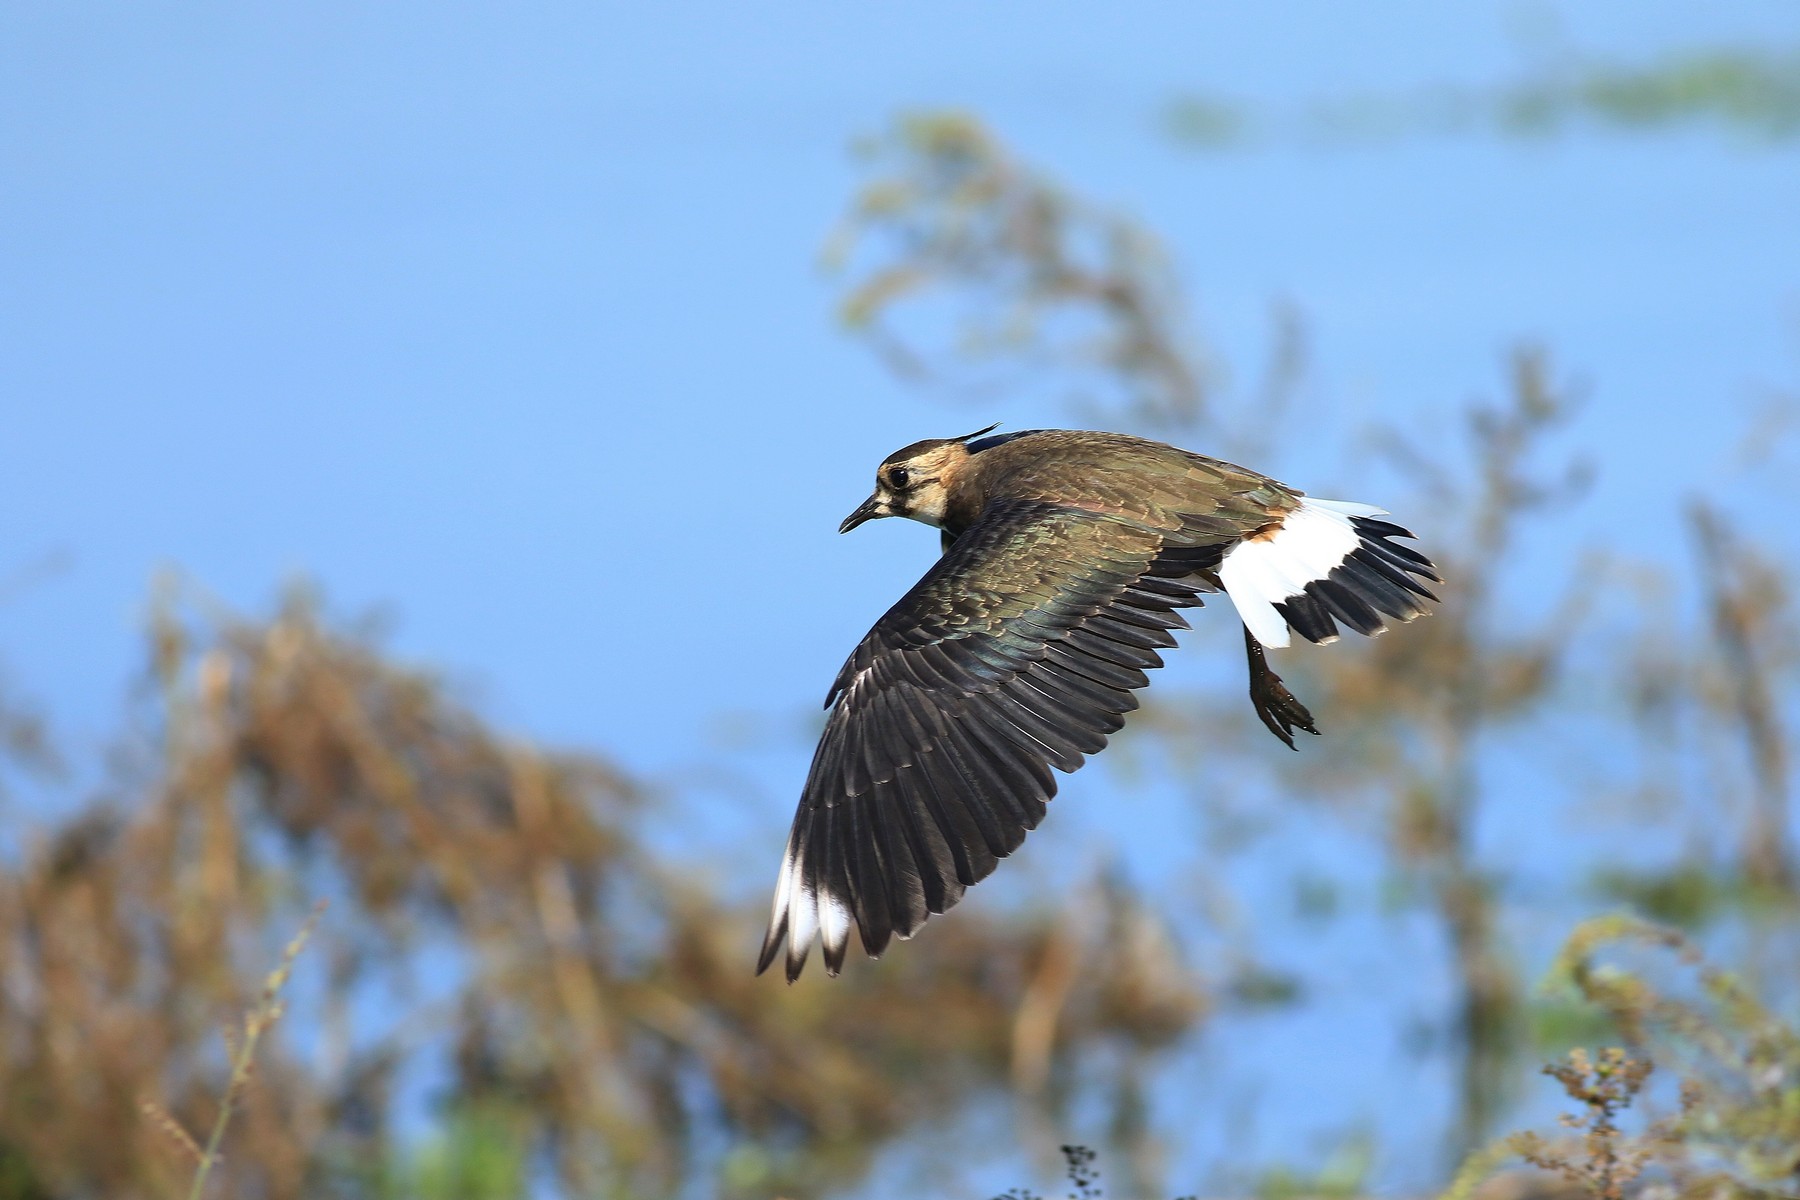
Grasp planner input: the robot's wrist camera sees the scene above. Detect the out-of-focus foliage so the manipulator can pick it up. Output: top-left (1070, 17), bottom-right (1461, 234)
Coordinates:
top-left (1577, 500), bottom-right (1800, 1030)
top-left (1167, 42), bottom-right (1800, 148)
top-left (1450, 917), bottom-right (1800, 1199)
top-left (831, 109), bottom-right (1800, 1194)
top-left (0, 676), bottom-right (54, 807)
top-left (828, 112), bottom-right (1211, 430)
top-left (1283, 353), bottom-right (1604, 1157)
top-left (0, 552), bottom-right (69, 805)
top-left (0, 587), bottom-right (1203, 1199)
top-left (1548, 918), bottom-right (1800, 1192)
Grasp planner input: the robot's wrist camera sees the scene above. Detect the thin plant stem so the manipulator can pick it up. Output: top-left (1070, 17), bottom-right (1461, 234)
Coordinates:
top-left (186, 901), bottom-right (325, 1200)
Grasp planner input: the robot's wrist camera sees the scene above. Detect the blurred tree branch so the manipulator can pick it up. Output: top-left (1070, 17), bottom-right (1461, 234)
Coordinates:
top-left (1166, 41), bottom-right (1800, 150)
top-left (828, 112), bottom-right (1213, 431)
top-left (1287, 350), bottom-right (1595, 1159)
top-left (1688, 504), bottom-right (1796, 894)
top-left (0, 584), bottom-right (1205, 1199)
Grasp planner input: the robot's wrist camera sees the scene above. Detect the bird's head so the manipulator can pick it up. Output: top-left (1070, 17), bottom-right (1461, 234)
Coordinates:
top-left (839, 423), bottom-right (999, 533)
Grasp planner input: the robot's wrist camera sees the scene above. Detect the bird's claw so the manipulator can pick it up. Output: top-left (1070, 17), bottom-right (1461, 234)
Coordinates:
top-left (1251, 669), bottom-right (1319, 750)
top-left (1244, 626), bottom-right (1319, 750)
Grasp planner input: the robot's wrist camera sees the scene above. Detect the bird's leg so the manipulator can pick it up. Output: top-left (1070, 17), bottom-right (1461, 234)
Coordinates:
top-left (1244, 624), bottom-right (1319, 750)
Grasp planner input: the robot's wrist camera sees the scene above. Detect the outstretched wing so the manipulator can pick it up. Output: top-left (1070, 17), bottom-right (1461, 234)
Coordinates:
top-left (758, 498), bottom-right (1218, 981)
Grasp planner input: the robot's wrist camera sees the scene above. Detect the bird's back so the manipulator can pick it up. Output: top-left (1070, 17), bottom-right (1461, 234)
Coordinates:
top-left (948, 429), bottom-right (1303, 545)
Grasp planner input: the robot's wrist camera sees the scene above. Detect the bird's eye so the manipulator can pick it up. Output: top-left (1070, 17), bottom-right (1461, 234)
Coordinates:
top-left (886, 467), bottom-right (911, 490)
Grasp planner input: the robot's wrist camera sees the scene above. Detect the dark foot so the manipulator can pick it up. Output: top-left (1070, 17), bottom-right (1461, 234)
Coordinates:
top-left (1245, 625), bottom-right (1319, 750)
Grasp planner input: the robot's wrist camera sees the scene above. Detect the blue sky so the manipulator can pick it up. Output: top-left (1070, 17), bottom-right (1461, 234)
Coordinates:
top-left (5, 1), bottom-right (1796, 774)
top-left (4, 2), bottom-right (1799, 1191)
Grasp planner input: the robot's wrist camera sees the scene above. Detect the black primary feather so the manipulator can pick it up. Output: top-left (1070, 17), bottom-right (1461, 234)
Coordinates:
top-left (757, 499), bottom-right (1210, 980)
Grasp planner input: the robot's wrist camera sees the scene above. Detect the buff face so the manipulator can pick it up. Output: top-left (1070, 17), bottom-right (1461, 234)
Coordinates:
top-left (838, 425), bottom-right (997, 533)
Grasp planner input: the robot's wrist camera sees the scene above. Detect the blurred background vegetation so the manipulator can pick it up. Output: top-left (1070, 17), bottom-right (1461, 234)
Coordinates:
top-left (3, 10), bottom-right (1799, 1200)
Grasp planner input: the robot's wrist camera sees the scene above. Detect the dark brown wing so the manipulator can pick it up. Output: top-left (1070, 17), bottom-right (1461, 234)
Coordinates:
top-left (758, 499), bottom-right (1219, 981)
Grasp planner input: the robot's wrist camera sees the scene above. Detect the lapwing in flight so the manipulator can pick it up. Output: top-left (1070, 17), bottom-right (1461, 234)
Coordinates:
top-left (759, 426), bottom-right (1439, 981)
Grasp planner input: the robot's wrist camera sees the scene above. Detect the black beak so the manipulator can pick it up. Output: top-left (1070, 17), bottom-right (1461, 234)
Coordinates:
top-left (839, 494), bottom-right (884, 534)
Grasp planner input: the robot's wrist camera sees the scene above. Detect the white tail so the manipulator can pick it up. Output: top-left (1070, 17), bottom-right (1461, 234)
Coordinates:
top-left (1220, 499), bottom-right (1387, 648)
